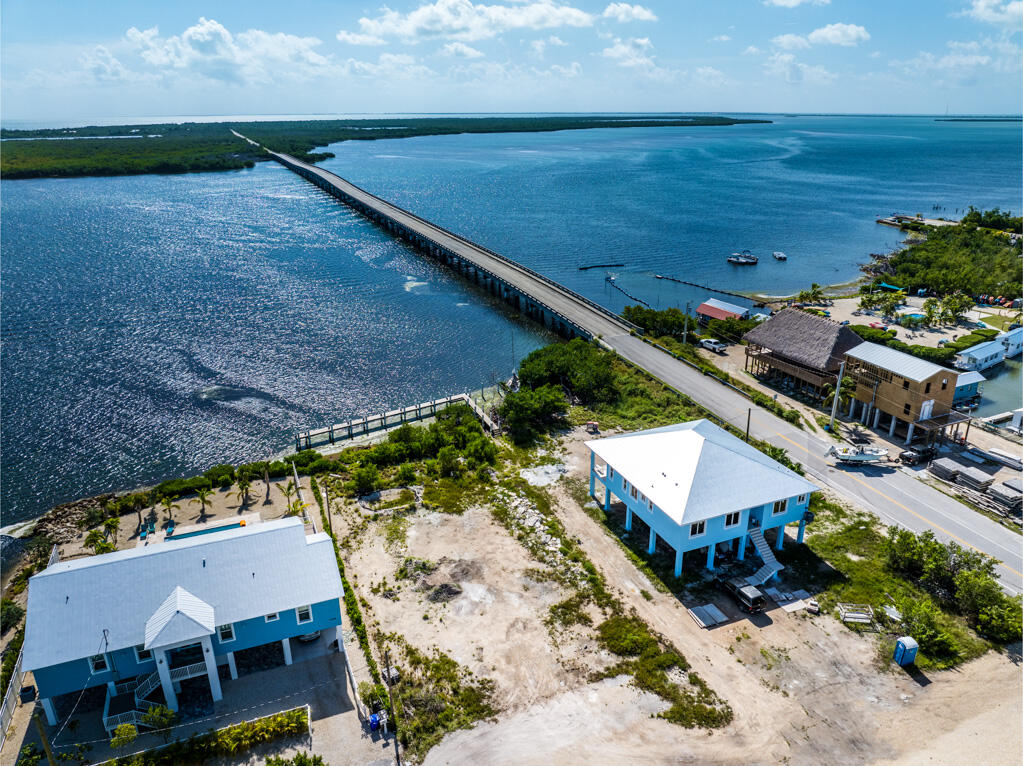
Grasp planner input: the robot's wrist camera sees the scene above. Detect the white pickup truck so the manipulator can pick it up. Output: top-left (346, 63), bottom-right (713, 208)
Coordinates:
top-left (698, 338), bottom-right (727, 354)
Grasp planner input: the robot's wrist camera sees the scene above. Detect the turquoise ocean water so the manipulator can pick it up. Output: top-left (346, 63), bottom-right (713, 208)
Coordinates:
top-left (2, 115), bottom-right (1020, 522)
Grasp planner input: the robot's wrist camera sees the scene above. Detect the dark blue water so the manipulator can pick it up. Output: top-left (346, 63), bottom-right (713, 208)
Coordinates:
top-left (2, 115), bottom-right (1020, 522)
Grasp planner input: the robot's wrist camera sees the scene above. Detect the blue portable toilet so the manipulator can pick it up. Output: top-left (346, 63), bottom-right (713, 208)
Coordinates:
top-left (893, 636), bottom-right (919, 666)
top-left (369, 713), bottom-right (381, 731)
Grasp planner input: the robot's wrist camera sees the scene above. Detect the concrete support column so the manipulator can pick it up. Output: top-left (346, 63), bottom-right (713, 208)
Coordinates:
top-left (737, 533), bottom-right (747, 561)
top-left (872, 408), bottom-right (881, 430)
top-left (705, 544), bottom-right (715, 571)
top-left (155, 648), bottom-right (178, 712)
top-left (202, 636), bottom-right (222, 702)
top-left (862, 403), bottom-right (872, 425)
top-left (106, 681), bottom-right (117, 696)
top-left (589, 453), bottom-right (596, 498)
top-left (797, 520), bottom-right (807, 544)
top-left (848, 398), bottom-right (856, 417)
top-left (282, 637), bottom-right (293, 666)
top-left (647, 527), bottom-right (657, 555)
top-left (674, 549), bottom-right (684, 578)
top-left (603, 486), bottom-right (611, 511)
top-left (775, 527), bottom-right (785, 552)
top-left (904, 422), bottom-right (916, 445)
top-left (889, 415), bottom-right (898, 437)
top-left (40, 697), bottom-right (57, 726)
top-left (625, 506), bottom-right (633, 531)
top-left (226, 652), bottom-right (238, 681)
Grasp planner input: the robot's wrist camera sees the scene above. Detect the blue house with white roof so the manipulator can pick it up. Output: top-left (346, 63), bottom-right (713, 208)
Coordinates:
top-left (587, 420), bottom-right (818, 584)
top-left (22, 517), bottom-right (344, 733)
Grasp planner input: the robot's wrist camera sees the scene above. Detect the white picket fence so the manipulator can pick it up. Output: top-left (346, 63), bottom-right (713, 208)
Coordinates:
top-left (0, 648), bottom-right (25, 751)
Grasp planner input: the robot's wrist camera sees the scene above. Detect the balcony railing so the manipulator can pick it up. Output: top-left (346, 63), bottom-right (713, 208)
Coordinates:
top-left (169, 661), bottom-right (208, 682)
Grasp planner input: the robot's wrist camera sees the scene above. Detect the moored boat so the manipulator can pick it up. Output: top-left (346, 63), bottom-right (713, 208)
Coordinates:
top-left (727, 249), bottom-right (758, 265)
top-left (773, 251), bottom-right (787, 261)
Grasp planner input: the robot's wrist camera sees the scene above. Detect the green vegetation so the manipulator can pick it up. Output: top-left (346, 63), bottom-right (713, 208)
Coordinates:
top-left (776, 496), bottom-right (1002, 669)
top-left (110, 723), bottom-right (138, 750)
top-left (877, 217), bottom-right (1021, 297)
top-left (2, 115), bottom-right (769, 179)
top-left (309, 476), bottom-right (382, 685)
top-left (849, 324), bottom-right (1000, 366)
top-left (961, 206), bottom-right (1022, 233)
top-left (499, 385), bottom-right (569, 445)
top-left (595, 616), bottom-right (732, 727)
top-left (1, 627), bottom-right (25, 698)
top-left (103, 707), bottom-right (308, 765)
top-left (388, 636), bottom-right (496, 762)
top-left (267, 754), bottom-right (327, 766)
top-left (140, 705), bottom-right (178, 743)
top-left (1, 599), bottom-right (24, 634)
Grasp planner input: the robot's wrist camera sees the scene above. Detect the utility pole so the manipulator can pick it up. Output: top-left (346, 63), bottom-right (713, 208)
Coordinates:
top-left (384, 649), bottom-right (402, 765)
top-left (683, 301), bottom-right (691, 345)
top-left (33, 711), bottom-right (57, 766)
top-left (828, 360), bottom-right (846, 433)
top-left (745, 408), bottom-right (752, 442)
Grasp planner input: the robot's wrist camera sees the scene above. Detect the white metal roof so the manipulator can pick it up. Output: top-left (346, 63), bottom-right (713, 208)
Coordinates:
top-left (23, 518), bottom-right (341, 671)
top-left (144, 587), bottom-right (216, 649)
top-left (700, 297), bottom-right (749, 316)
top-left (845, 341), bottom-right (954, 382)
top-left (954, 370), bottom-right (986, 387)
top-left (586, 420), bottom-right (818, 527)
top-left (956, 340), bottom-right (1004, 359)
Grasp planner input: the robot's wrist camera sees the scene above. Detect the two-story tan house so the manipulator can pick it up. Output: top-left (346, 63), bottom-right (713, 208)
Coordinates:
top-left (843, 342), bottom-right (968, 445)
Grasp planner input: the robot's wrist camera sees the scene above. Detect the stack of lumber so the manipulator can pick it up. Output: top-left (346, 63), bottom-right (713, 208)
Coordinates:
top-left (989, 485), bottom-right (1023, 511)
top-left (929, 458), bottom-right (961, 481)
top-left (957, 466), bottom-right (994, 491)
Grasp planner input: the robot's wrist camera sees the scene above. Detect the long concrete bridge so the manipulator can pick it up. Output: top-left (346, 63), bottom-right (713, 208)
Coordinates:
top-left (268, 149), bottom-right (1022, 593)
top-left (270, 150), bottom-right (639, 342)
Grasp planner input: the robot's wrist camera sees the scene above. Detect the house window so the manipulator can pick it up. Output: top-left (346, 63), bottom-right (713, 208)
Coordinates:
top-left (265, 612), bottom-right (279, 623)
top-left (134, 645), bottom-right (153, 663)
top-left (296, 605), bottom-right (313, 624)
top-left (902, 379), bottom-right (910, 390)
top-left (724, 512), bottom-right (740, 528)
top-left (217, 624), bottom-right (235, 643)
top-left (925, 382), bottom-right (931, 394)
top-left (798, 494), bottom-right (807, 505)
top-left (772, 499), bottom-right (787, 515)
top-left (622, 479), bottom-right (629, 492)
top-left (630, 486), bottom-right (638, 500)
top-left (608, 466), bottom-right (614, 479)
top-left (690, 521), bottom-right (706, 537)
top-left (648, 499), bottom-right (653, 510)
top-left (941, 378), bottom-right (948, 391)
top-left (903, 402), bottom-right (911, 415)
top-left (89, 654), bottom-right (108, 674)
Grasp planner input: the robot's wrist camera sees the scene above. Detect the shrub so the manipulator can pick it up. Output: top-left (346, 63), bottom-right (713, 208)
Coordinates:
top-left (1, 599), bottom-right (24, 634)
top-left (596, 616), bottom-right (659, 657)
top-left (395, 462), bottom-right (417, 485)
top-left (351, 465), bottom-right (379, 497)
top-left (154, 476), bottom-right (211, 499)
top-left (518, 338), bottom-right (618, 404)
top-left (498, 385), bottom-right (568, 445)
top-left (267, 460), bottom-right (289, 478)
top-left (267, 754), bottom-right (327, 766)
top-left (202, 464), bottom-right (235, 488)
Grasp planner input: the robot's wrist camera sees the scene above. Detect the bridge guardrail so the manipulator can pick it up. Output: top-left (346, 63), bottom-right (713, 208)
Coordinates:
top-left (271, 152), bottom-right (641, 334)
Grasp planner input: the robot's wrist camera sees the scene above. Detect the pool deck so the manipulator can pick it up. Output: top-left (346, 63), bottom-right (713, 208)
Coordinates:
top-left (136, 511), bottom-right (263, 548)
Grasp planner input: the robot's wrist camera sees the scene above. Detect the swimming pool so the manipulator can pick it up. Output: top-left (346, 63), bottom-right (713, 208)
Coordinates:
top-left (169, 521), bottom-right (245, 540)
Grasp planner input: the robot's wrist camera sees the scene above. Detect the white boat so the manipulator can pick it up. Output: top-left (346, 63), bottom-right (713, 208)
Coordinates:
top-left (727, 249), bottom-right (758, 265)
top-left (828, 445), bottom-right (889, 464)
top-left (773, 251), bottom-right (787, 261)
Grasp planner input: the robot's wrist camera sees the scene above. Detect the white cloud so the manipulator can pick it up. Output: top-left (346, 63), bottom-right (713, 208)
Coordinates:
top-left (530, 35), bottom-right (567, 57)
top-left (892, 37), bottom-right (1021, 83)
top-left (336, 31), bottom-right (386, 46)
top-left (550, 61), bottom-right (582, 76)
top-left (772, 33), bottom-right (810, 50)
top-left (764, 51), bottom-right (834, 83)
top-left (808, 23), bottom-right (870, 46)
top-left (80, 46), bottom-right (130, 81)
top-left (743, 45), bottom-right (762, 55)
top-left (692, 65), bottom-right (728, 87)
top-left (344, 52), bottom-right (435, 79)
top-left (763, 0), bottom-right (830, 6)
top-left (963, 0), bottom-right (1023, 29)
top-left (709, 34), bottom-right (731, 42)
top-left (600, 36), bottom-right (671, 78)
top-left (442, 41), bottom-right (485, 57)
top-left (602, 3), bottom-right (658, 22)
top-left (350, 0), bottom-right (594, 43)
top-left (126, 18), bottom-right (332, 83)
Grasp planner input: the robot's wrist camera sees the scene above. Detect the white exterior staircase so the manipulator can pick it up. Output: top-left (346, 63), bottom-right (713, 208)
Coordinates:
top-left (746, 526), bottom-right (783, 586)
top-left (104, 672), bottom-right (163, 733)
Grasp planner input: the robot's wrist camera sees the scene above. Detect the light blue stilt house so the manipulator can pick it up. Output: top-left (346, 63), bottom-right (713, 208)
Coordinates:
top-left (21, 517), bottom-right (345, 733)
top-left (587, 420), bottom-right (818, 583)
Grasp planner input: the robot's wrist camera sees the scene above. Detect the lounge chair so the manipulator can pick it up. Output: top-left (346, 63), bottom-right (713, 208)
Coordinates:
top-left (139, 525), bottom-right (148, 541)
top-left (166, 521), bottom-right (176, 536)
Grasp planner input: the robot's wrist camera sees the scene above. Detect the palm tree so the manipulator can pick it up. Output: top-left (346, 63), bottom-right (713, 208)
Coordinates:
top-left (229, 477), bottom-right (253, 509)
top-left (922, 297), bottom-right (940, 326)
top-left (286, 499), bottom-right (309, 518)
top-left (84, 529), bottom-right (113, 554)
top-left (191, 488), bottom-right (213, 519)
top-left (102, 516), bottom-right (120, 544)
top-left (808, 283), bottom-right (825, 303)
top-left (159, 496), bottom-right (180, 522)
top-left (276, 480), bottom-right (296, 508)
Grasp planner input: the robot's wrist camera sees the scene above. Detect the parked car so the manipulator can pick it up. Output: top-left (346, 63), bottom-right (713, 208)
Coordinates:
top-left (699, 338), bottom-right (727, 354)
top-left (297, 631), bottom-right (321, 643)
top-left (717, 577), bottom-right (766, 614)
top-left (899, 446), bottom-right (936, 465)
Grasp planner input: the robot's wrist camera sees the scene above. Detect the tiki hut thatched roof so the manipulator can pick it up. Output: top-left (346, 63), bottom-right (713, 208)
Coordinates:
top-left (743, 309), bottom-right (862, 372)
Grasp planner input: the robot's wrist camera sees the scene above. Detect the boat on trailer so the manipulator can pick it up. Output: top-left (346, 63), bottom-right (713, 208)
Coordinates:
top-left (727, 249), bottom-right (758, 265)
top-left (828, 445), bottom-right (889, 464)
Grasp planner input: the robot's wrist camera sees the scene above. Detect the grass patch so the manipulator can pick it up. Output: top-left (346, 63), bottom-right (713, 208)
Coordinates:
top-left (384, 514), bottom-right (411, 550)
top-left (376, 488), bottom-right (417, 511)
top-left (777, 496), bottom-right (991, 669)
top-left (388, 636), bottom-right (496, 761)
top-left (546, 592), bottom-right (594, 630)
top-left (595, 616), bottom-right (732, 728)
top-left (421, 476), bottom-right (491, 514)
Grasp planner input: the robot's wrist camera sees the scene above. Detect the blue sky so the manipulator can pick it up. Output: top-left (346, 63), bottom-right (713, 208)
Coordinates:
top-left (2, 0), bottom-right (1020, 122)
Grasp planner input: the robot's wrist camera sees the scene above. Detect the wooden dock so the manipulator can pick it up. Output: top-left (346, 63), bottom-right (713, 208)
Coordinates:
top-left (295, 393), bottom-right (496, 451)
